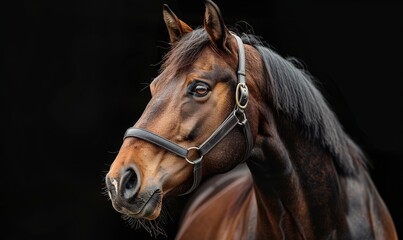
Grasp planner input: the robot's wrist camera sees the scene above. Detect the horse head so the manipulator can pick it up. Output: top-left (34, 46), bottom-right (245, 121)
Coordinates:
top-left (105, 0), bottom-right (260, 221)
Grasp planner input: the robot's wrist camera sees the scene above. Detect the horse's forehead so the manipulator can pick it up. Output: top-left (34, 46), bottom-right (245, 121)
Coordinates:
top-left (195, 46), bottom-right (236, 68)
top-left (155, 47), bottom-right (236, 86)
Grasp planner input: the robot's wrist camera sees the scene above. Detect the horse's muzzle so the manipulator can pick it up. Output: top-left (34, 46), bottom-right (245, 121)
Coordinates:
top-left (105, 165), bottom-right (162, 219)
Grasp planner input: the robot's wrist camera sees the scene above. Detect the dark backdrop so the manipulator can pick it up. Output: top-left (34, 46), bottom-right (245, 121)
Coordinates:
top-left (2, 0), bottom-right (402, 239)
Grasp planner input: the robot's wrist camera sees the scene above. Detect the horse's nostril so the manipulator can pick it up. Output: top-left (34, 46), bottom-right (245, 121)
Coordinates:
top-left (119, 166), bottom-right (141, 200)
top-left (126, 174), bottom-right (135, 189)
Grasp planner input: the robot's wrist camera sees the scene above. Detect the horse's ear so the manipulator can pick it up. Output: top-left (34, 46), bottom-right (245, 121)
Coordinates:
top-left (163, 4), bottom-right (193, 43)
top-left (204, 0), bottom-right (230, 51)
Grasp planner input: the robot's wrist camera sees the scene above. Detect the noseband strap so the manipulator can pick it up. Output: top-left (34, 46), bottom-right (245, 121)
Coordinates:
top-left (124, 128), bottom-right (188, 159)
top-left (123, 34), bottom-right (252, 195)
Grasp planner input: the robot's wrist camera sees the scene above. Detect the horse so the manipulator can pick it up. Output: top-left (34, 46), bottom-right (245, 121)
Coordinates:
top-left (105, 0), bottom-right (398, 239)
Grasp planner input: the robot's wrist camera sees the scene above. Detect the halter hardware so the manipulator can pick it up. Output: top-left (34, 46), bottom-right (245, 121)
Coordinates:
top-left (185, 147), bottom-right (203, 165)
top-left (235, 110), bottom-right (248, 125)
top-left (123, 34), bottom-right (252, 195)
top-left (236, 82), bottom-right (249, 110)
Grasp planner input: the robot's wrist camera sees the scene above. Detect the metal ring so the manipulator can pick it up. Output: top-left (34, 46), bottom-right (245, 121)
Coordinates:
top-left (235, 83), bottom-right (249, 110)
top-left (185, 147), bottom-right (203, 165)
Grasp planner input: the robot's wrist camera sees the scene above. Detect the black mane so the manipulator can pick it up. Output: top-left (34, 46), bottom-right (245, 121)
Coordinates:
top-left (161, 28), bottom-right (367, 175)
top-left (242, 34), bottom-right (367, 175)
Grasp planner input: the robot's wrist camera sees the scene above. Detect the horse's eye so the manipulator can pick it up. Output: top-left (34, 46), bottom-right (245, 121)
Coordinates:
top-left (188, 81), bottom-right (211, 98)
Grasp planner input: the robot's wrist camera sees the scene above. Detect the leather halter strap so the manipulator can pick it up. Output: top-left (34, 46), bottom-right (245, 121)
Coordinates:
top-left (123, 34), bottom-right (253, 195)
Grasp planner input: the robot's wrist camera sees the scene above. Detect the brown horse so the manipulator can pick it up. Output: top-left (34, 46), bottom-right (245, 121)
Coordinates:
top-left (105, 1), bottom-right (398, 239)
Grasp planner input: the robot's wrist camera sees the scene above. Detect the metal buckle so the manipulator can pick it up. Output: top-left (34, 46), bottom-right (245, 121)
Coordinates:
top-left (235, 83), bottom-right (249, 110)
top-left (185, 147), bottom-right (203, 165)
top-left (235, 110), bottom-right (247, 125)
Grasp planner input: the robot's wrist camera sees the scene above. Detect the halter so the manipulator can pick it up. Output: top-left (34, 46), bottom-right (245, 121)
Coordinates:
top-left (123, 34), bottom-right (253, 195)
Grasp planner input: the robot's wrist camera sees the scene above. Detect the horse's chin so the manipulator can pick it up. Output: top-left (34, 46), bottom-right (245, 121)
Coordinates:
top-left (135, 200), bottom-right (162, 220)
top-left (112, 189), bottom-right (163, 220)
top-left (126, 205), bottom-right (161, 220)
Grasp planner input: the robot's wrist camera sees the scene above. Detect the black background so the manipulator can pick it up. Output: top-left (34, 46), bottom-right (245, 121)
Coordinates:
top-left (2, 0), bottom-right (402, 239)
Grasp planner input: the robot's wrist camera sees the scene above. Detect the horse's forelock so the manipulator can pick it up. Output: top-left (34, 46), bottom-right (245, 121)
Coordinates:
top-left (161, 28), bottom-right (210, 74)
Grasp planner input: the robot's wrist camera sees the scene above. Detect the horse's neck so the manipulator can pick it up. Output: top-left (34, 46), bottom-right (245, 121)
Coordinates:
top-left (247, 111), bottom-right (350, 239)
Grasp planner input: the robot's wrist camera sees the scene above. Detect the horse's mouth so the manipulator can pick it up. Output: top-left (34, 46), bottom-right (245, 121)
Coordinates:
top-left (134, 190), bottom-right (162, 219)
top-left (113, 189), bottom-right (162, 220)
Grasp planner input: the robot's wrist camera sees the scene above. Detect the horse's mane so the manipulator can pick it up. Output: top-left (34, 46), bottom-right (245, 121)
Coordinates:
top-left (161, 28), bottom-right (367, 176)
